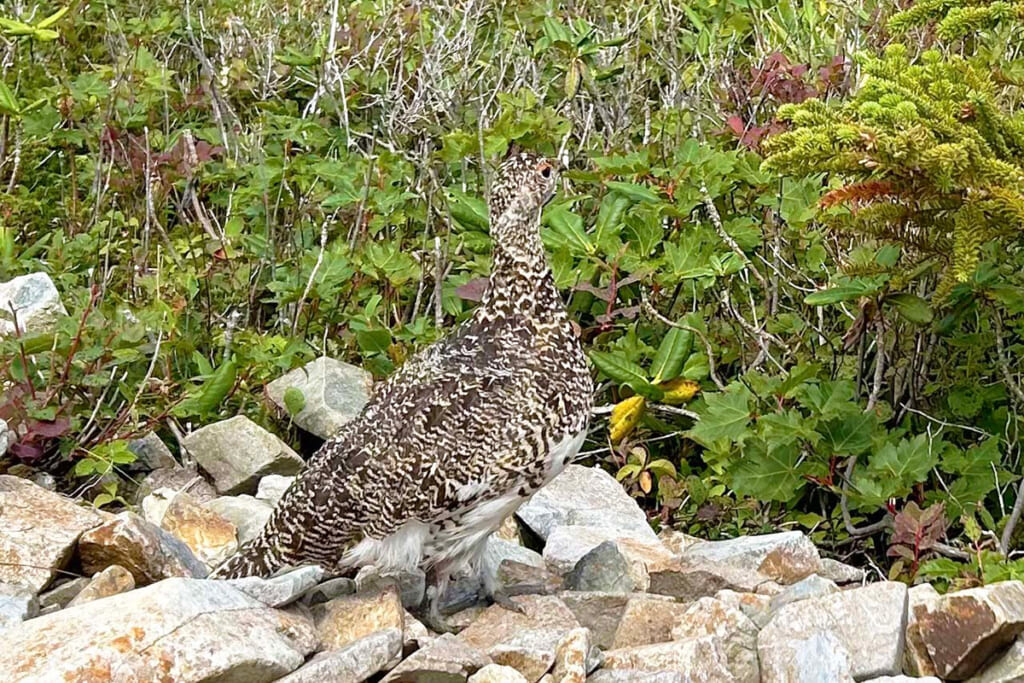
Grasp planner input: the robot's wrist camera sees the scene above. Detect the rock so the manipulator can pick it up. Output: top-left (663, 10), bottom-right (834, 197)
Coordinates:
top-left (0, 475), bottom-right (104, 592)
top-left (601, 638), bottom-right (734, 681)
top-left (0, 272), bottom-right (67, 337)
top-left (442, 573), bottom-right (486, 614)
top-left (495, 561), bottom-right (558, 598)
top-left (647, 556), bottom-right (769, 600)
top-left (496, 516), bottom-right (523, 544)
top-left (904, 583), bottom-right (941, 677)
top-left (966, 636), bottom-right (1024, 682)
top-left (866, 677), bottom-right (942, 683)
top-left (183, 416), bottom-right (304, 495)
top-left (472, 664), bottom-right (530, 683)
top-left (0, 418), bottom-right (12, 457)
top-left (37, 577), bottom-right (89, 610)
top-left (914, 581), bottom-right (1024, 680)
top-left (682, 531), bottom-right (822, 585)
top-left (158, 490), bottom-right (239, 568)
top-left (669, 597), bottom-right (759, 682)
top-left (278, 628), bottom-right (402, 683)
top-left (483, 538), bottom-right (545, 586)
top-left (758, 581), bottom-right (907, 680)
top-left (256, 474), bottom-right (294, 506)
top-left (565, 542), bottom-right (633, 594)
top-left (227, 565), bottom-right (324, 607)
top-left (357, 565), bottom-right (427, 610)
top-left (127, 432), bottom-right (177, 471)
top-left (657, 529), bottom-right (703, 556)
top-left (758, 629), bottom-right (855, 683)
top-left (610, 596), bottom-right (691, 649)
top-left (714, 589), bottom-right (772, 629)
top-left (0, 582), bottom-right (38, 630)
top-left (404, 609), bottom-right (434, 652)
top-left (768, 573), bottom-right (839, 614)
top-left (79, 511), bottom-right (208, 584)
top-left (0, 577), bottom-right (317, 681)
top-left (559, 592), bottom-right (634, 650)
top-left (587, 671), bottom-right (684, 683)
top-left (489, 629), bottom-right (560, 682)
top-left (458, 595), bottom-right (582, 653)
top-left (314, 585), bottom-right (405, 651)
top-left (384, 632), bottom-right (492, 682)
top-left (818, 557), bottom-right (866, 584)
top-left (516, 465), bottom-right (656, 542)
top-left (303, 577), bottom-right (357, 605)
top-left (67, 565), bottom-right (135, 606)
top-left (544, 526), bottom-right (672, 589)
top-left (553, 627), bottom-right (591, 683)
top-left (205, 494), bottom-right (273, 545)
top-left (136, 465), bottom-right (217, 504)
top-left (265, 357), bottom-right (373, 439)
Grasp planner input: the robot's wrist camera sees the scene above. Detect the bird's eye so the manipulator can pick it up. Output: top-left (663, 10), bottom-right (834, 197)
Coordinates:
top-left (538, 163), bottom-right (552, 178)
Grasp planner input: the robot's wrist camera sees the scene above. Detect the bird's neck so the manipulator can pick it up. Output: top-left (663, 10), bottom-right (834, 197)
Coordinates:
top-left (480, 208), bottom-right (563, 319)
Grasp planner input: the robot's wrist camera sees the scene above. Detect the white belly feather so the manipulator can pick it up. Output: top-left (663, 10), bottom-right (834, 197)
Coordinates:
top-left (340, 429), bottom-right (587, 576)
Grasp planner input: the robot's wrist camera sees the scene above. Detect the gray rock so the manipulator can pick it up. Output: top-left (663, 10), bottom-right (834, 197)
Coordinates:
top-left (442, 573), bottom-right (485, 614)
top-left (37, 577), bottom-right (89, 611)
top-left (0, 272), bottom-right (67, 337)
top-left (303, 577), bottom-right (357, 605)
top-left (278, 628), bottom-right (402, 683)
top-left (135, 465), bottom-right (218, 504)
top-left (357, 565), bottom-right (427, 610)
top-left (587, 671), bottom-right (684, 683)
top-left (967, 636), bottom-right (1024, 682)
top-left (768, 573), bottom-right (839, 614)
top-left (559, 592), bottom-right (634, 651)
top-left (265, 357), bottom-right (373, 439)
top-left (67, 565), bottom-right (135, 606)
top-left (0, 475), bottom-right (104, 592)
top-left (682, 531), bottom-right (822, 585)
top-left (495, 560), bottom-right (558, 598)
top-left (565, 541), bottom-right (633, 594)
top-left (647, 556), bottom-right (769, 601)
top-left (516, 465), bottom-right (656, 542)
top-left (205, 495), bottom-right (272, 545)
top-left (759, 581), bottom-right (908, 680)
top-left (713, 589), bottom-right (772, 629)
top-left (0, 577), bottom-right (317, 681)
top-left (866, 677), bottom-right (942, 683)
top-left (818, 557), bottom-right (866, 584)
top-left (384, 632), bottom-right (492, 681)
top-left (543, 526), bottom-right (672, 590)
top-left (915, 581), bottom-right (1024, 680)
top-left (758, 629), bottom-right (855, 683)
top-left (79, 511), bottom-right (208, 584)
top-left (227, 565), bottom-right (324, 607)
top-left (257, 473), bottom-right (295, 506)
top-left (0, 418), bottom-right (12, 457)
top-left (127, 432), bottom-right (177, 471)
top-left (0, 582), bottom-right (38, 630)
top-left (183, 416), bottom-right (304, 494)
top-left (482, 537), bottom-right (545, 587)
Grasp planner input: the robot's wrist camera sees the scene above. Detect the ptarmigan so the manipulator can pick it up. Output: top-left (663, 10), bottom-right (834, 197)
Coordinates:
top-left (211, 150), bottom-right (593, 629)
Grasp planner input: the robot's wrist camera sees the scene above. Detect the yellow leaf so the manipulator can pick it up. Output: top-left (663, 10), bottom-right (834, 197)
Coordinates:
top-left (610, 395), bottom-right (645, 443)
top-left (639, 470), bottom-right (653, 494)
top-left (657, 377), bottom-right (701, 404)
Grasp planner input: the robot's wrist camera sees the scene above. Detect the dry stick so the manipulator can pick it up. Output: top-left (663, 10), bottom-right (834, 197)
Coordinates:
top-left (995, 312), bottom-right (1024, 553)
top-left (292, 213), bottom-right (331, 336)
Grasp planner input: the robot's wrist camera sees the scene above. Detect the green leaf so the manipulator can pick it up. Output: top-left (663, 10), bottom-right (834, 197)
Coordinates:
top-left (448, 189), bottom-right (489, 230)
top-left (176, 359), bottom-right (237, 417)
top-left (283, 387), bottom-right (306, 416)
top-left (605, 181), bottom-right (661, 204)
top-left (589, 351), bottom-right (663, 400)
top-left (868, 434), bottom-right (939, 492)
top-left (887, 293), bottom-right (933, 324)
top-left (804, 278), bottom-right (880, 305)
top-left (543, 205), bottom-right (592, 256)
top-left (35, 6), bottom-right (70, 29)
top-left (820, 411), bottom-right (876, 456)
top-left (731, 440), bottom-right (807, 502)
top-left (0, 80), bottom-right (20, 116)
top-left (650, 326), bottom-right (693, 383)
top-left (686, 384), bottom-right (753, 445)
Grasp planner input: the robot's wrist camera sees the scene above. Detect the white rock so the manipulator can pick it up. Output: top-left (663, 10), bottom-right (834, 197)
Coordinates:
top-left (278, 628), bottom-right (402, 682)
top-left (768, 573), bottom-right (839, 614)
top-left (587, 672), bottom-right (684, 683)
top-left (0, 272), bottom-right (67, 337)
top-left (758, 629), bottom-right (855, 683)
top-left (471, 663), bottom-right (531, 683)
top-left (0, 582), bottom-right (38, 631)
top-left (601, 637), bottom-right (735, 681)
top-left (818, 557), bottom-right (866, 584)
top-left (183, 416), bottom-right (304, 494)
top-left (682, 531), bottom-right (822, 585)
top-left (257, 474), bottom-right (295, 506)
top-left (227, 565), bottom-right (324, 608)
top-left (865, 677), bottom-right (942, 683)
top-left (517, 465), bottom-right (656, 542)
top-left (265, 356), bottom-right (373, 439)
top-left (670, 597), bottom-right (759, 682)
top-left (0, 418), bottom-right (12, 457)
top-left (0, 577), bottom-right (317, 681)
top-left (967, 636), bottom-right (1024, 682)
top-left (758, 581), bottom-right (907, 680)
top-left (205, 495), bottom-right (273, 545)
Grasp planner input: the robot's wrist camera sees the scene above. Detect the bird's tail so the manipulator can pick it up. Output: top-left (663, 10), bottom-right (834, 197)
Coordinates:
top-left (209, 536), bottom-right (285, 579)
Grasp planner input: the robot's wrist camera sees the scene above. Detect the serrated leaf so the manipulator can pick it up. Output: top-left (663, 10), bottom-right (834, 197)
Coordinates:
top-left (589, 351), bottom-right (662, 400)
top-left (609, 395), bottom-right (646, 443)
top-left (820, 411), bottom-right (876, 456)
top-left (283, 386), bottom-right (306, 416)
top-left (686, 384), bottom-right (753, 445)
top-left (651, 326), bottom-right (693, 383)
top-left (657, 377), bottom-right (700, 404)
top-left (887, 293), bottom-right (933, 324)
top-left (731, 440), bottom-right (806, 502)
top-left (868, 434), bottom-right (938, 493)
top-left (544, 205), bottom-right (593, 256)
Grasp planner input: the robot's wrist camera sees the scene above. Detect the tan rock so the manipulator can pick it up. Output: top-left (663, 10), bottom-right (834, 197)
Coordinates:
top-left (458, 595), bottom-right (581, 652)
top-left (314, 585), bottom-right (405, 651)
top-left (713, 589), bottom-right (772, 628)
top-left (158, 490), bottom-right (238, 568)
top-left (818, 557), bottom-right (866, 584)
top-left (489, 629), bottom-right (560, 682)
top-left (78, 511), bottom-right (207, 585)
top-left (552, 627), bottom-right (590, 683)
top-left (602, 638), bottom-right (734, 681)
top-left (904, 583), bottom-right (941, 677)
top-left (471, 664), bottom-right (530, 683)
top-left (278, 628), bottom-right (402, 683)
top-left (682, 531), bottom-right (822, 585)
top-left (610, 597), bottom-right (690, 649)
top-left (403, 608), bottom-right (434, 652)
top-left (67, 565), bottom-right (135, 606)
top-left (670, 597), bottom-right (759, 682)
top-left (657, 529), bottom-right (703, 556)
top-left (915, 581), bottom-right (1024, 680)
top-left (384, 632), bottom-right (491, 682)
top-left (0, 476), bottom-right (104, 592)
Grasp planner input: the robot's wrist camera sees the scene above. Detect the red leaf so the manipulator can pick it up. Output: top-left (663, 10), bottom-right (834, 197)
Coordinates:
top-left (455, 278), bottom-right (488, 302)
top-left (26, 417), bottom-right (70, 439)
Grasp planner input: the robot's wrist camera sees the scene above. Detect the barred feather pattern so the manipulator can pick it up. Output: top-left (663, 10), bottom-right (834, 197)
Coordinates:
top-left (211, 152), bottom-right (594, 593)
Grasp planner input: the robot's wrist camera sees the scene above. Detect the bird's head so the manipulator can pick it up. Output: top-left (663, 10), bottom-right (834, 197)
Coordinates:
top-left (488, 148), bottom-right (559, 227)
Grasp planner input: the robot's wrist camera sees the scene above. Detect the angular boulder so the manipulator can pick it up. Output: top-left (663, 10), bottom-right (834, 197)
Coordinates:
top-left (682, 531), bottom-right (822, 585)
top-left (67, 565), bottom-right (135, 607)
top-left (601, 637), bottom-right (734, 681)
top-left (227, 566), bottom-right (324, 608)
top-left (457, 595), bottom-right (581, 653)
top-left (904, 583), bottom-right (941, 677)
top-left (256, 474), bottom-right (295, 506)
top-left (0, 475), bottom-right (104, 592)
top-left (670, 597), bottom-right (759, 682)
top-left (278, 628), bottom-right (402, 683)
top-left (126, 432), bottom-right (177, 471)
top-left (564, 541), bottom-right (633, 594)
top-left (471, 664), bottom-right (530, 683)
top-left (157, 490), bottom-right (238, 568)
top-left (205, 494), bottom-right (273, 545)
top-left (183, 416), bottom-right (304, 494)
top-left (758, 629), bottom-right (854, 683)
top-left (78, 511), bottom-right (208, 584)
top-left (610, 596), bottom-right (692, 649)
top-left (0, 272), bottom-right (67, 337)
top-left (265, 357), bottom-right (373, 439)
top-left (314, 585), bottom-right (405, 651)
top-left (0, 582), bottom-right (38, 631)
top-left (384, 633), bottom-right (491, 682)
top-left (0, 577), bottom-right (317, 681)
